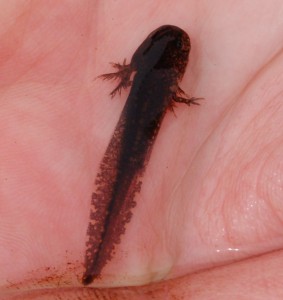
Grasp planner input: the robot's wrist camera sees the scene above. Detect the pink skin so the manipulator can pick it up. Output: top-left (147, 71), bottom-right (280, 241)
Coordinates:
top-left (0, 1), bottom-right (283, 299)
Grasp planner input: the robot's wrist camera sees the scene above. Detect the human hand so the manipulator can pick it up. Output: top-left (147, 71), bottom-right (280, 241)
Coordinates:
top-left (1, 1), bottom-right (283, 299)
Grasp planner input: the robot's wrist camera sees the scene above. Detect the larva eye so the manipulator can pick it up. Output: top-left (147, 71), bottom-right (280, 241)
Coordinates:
top-left (176, 38), bottom-right (183, 50)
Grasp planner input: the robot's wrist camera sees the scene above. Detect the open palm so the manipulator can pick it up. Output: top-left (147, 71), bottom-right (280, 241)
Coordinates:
top-left (1, 1), bottom-right (283, 299)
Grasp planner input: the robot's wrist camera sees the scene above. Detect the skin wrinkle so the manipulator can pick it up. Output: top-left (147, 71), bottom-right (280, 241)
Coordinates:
top-left (196, 36), bottom-right (283, 168)
top-left (217, 136), bottom-right (276, 245)
top-left (191, 50), bottom-right (283, 262)
top-left (3, 249), bottom-right (283, 299)
top-left (229, 95), bottom-right (283, 239)
top-left (257, 141), bottom-right (283, 227)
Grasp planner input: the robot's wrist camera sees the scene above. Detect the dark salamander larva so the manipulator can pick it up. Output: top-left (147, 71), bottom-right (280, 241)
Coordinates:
top-left (82, 25), bottom-right (200, 285)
